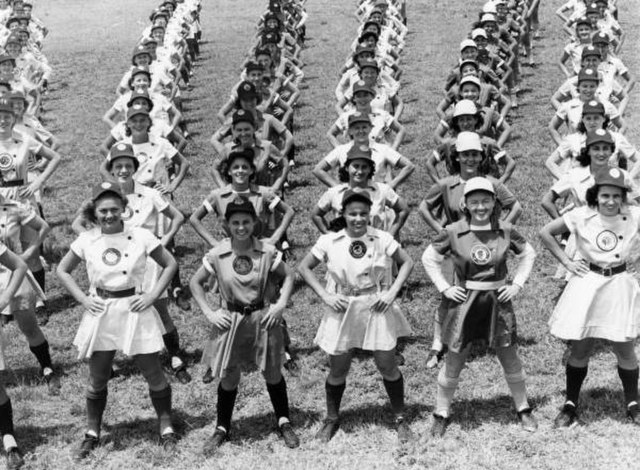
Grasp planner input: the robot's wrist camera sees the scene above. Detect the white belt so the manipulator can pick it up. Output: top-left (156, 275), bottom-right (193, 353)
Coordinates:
top-left (464, 280), bottom-right (506, 291)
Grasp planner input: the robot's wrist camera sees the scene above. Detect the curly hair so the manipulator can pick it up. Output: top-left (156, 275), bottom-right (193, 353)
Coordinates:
top-left (576, 114), bottom-right (610, 134)
top-left (449, 110), bottom-right (484, 133)
top-left (81, 192), bottom-right (129, 225)
top-left (124, 120), bottom-right (153, 136)
top-left (461, 194), bottom-right (504, 229)
top-left (576, 141), bottom-right (617, 167)
top-left (220, 153), bottom-right (257, 184)
top-left (338, 159), bottom-right (376, 182)
top-left (585, 183), bottom-right (628, 208)
top-left (444, 148), bottom-right (499, 178)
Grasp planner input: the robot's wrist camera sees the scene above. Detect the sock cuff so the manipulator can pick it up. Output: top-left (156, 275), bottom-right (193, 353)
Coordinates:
top-left (383, 373), bottom-right (403, 386)
top-left (149, 386), bottom-right (172, 399)
top-left (86, 389), bottom-right (108, 400)
top-left (325, 380), bottom-right (346, 391)
top-left (29, 340), bottom-right (49, 352)
top-left (438, 368), bottom-right (459, 389)
top-left (504, 369), bottom-right (526, 384)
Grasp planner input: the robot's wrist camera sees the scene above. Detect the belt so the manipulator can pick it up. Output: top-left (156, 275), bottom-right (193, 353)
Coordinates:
top-left (589, 263), bottom-right (626, 277)
top-left (0, 179), bottom-right (25, 187)
top-left (142, 180), bottom-right (157, 188)
top-left (338, 285), bottom-right (380, 297)
top-left (95, 287), bottom-right (137, 299)
top-left (464, 280), bottom-right (506, 291)
top-left (227, 301), bottom-right (265, 315)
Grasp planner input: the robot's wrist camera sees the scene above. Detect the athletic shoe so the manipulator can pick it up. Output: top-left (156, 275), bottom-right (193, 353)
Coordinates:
top-left (627, 403), bottom-right (640, 425)
top-left (426, 349), bottom-right (445, 369)
top-left (160, 432), bottom-right (179, 452)
top-left (43, 368), bottom-right (61, 395)
top-left (203, 427), bottom-right (227, 456)
top-left (553, 403), bottom-right (579, 428)
top-left (278, 422), bottom-right (300, 448)
top-left (430, 414), bottom-right (449, 437)
top-left (173, 363), bottom-right (192, 384)
top-left (315, 418), bottom-right (340, 443)
top-left (202, 368), bottom-right (214, 384)
top-left (73, 434), bottom-right (99, 461)
top-left (6, 447), bottom-right (24, 470)
top-left (396, 417), bottom-right (414, 443)
top-left (517, 408), bottom-right (538, 432)
top-left (173, 288), bottom-right (191, 311)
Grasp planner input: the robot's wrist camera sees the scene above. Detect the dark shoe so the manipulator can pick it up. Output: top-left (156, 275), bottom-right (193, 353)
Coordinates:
top-left (430, 414), bottom-right (449, 437)
top-left (160, 432), bottom-right (179, 452)
top-left (554, 403), bottom-right (579, 429)
top-left (173, 288), bottom-right (191, 311)
top-left (43, 368), bottom-right (61, 395)
top-left (202, 368), bottom-right (214, 384)
top-left (203, 427), bottom-right (227, 456)
top-left (517, 408), bottom-right (538, 432)
top-left (426, 349), bottom-right (445, 369)
top-left (278, 422), bottom-right (300, 448)
top-left (6, 447), bottom-right (24, 470)
top-left (396, 417), bottom-right (414, 443)
top-left (395, 350), bottom-right (406, 366)
top-left (627, 403), bottom-right (640, 425)
top-left (284, 350), bottom-right (299, 375)
top-left (173, 363), bottom-right (192, 384)
top-left (315, 418), bottom-right (340, 443)
top-left (73, 434), bottom-right (99, 461)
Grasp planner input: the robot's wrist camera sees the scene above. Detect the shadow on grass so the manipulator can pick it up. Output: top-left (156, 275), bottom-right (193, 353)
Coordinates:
top-left (336, 402), bottom-right (432, 432)
top-left (41, 293), bottom-right (79, 317)
top-left (16, 423), bottom-right (77, 453)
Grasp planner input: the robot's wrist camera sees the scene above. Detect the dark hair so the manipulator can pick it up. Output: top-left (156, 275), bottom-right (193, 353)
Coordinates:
top-left (449, 110), bottom-right (484, 133)
top-left (445, 148), bottom-right (497, 177)
top-left (576, 113), bottom-right (609, 134)
top-left (585, 183), bottom-right (628, 208)
top-left (461, 193), bottom-right (503, 229)
top-left (124, 119), bottom-right (153, 136)
top-left (576, 141), bottom-right (617, 167)
top-left (338, 159), bottom-right (375, 182)
top-left (81, 193), bottom-right (128, 225)
top-left (220, 153), bottom-right (257, 184)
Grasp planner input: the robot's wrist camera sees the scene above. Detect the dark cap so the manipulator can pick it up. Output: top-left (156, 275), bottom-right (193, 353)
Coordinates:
top-left (245, 61), bottom-right (264, 73)
top-left (592, 32), bottom-right (609, 45)
top-left (581, 45), bottom-right (601, 59)
top-left (358, 31), bottom-right (378, 43)
top-left (459, 59), bottom-right (480, 71)
top-left (232, 109), bottom-right (255, 127)
top-left (342, 188), bottom-right (372, 207)
top-left (358, 57), bottom-right (379, 71)
top-left (132, 44), bottom-right (152, 59)
top-left (348, 111), bottom-right (372, 127)
top-left (127, 90), bottom-right (154, 109)
top-left (261, 32), bottom-right (280, 44)
top-left (92, 181), bottom-right (125, 203)
top-left (585, 3), bottom-right (599, 14)
top-left (126, 103), bottom-right (150, 121)
top-left (255, 47), bottom-right (272, 58)
top-left (577, 67), bottom-right (599, 83)
top-left (0, 54), bottom-right (15, 65)
top-left (352, 80), bottom-right (375, 96)
top-left (582, 99), bottom-right (605, 115)
top-left (0, 98), bottom-right (14, 114)
top-left (594, 167), bottom-right (627, 190)
top-left (345, 144), bottom-right (373, 164)
top-left (107, 142), bottom-right (139, 171)
top-left (586, 128), bottom-right (614, 147)
top-left (224, 196), bottom-right (257, 219)
top-left (575, 16), bottom-right (591, 27)
top-left (9, 90), bottom-right (26, 102)
top-left (354, 45), bottom-right (375, 58)
top-left (237, 81), bottom-right (258, 101)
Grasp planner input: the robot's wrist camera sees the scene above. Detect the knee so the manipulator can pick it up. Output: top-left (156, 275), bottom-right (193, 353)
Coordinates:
top-left (136, 354), bottom-right (168, 391)
top-left (16, 311), bottom-right (41, 339)
top-left (497, 346), bottom-right (524, 375)
top-left (155, 301), bottom-right (175, 331)
top-left (88, 369), bottom-right (111, 394)
top-left (374, 356), bottom-right (400, 380)
top-left (263, 368), bottom-right (283, 385)
top-left (614, 344), bottom-right (638, 369)
top-left (438, 364), bottom-right (459, 389)
top-left (569, 341), bottom-right (593, 366)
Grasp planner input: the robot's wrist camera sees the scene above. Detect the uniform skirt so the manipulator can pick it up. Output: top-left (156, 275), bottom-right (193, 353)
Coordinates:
top-left (73, 296), bottom-right (166, 359)
top-left (441, 289), bottom-right (517, 353)
top-left (549, 271), bottom-right (640, 341)
top-left (314, 294), bottom-right (412, 355)
top-left (0, 267), bottom-right (35, 314)
top-left (0, 325), bottom-right (5, 371)
top-left (201, 308), bottom-right (285, 379)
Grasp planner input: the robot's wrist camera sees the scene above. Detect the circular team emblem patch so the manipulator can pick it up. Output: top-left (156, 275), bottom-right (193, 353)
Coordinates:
top-left (596, 230), bottom-right (618, 252)
top-left (121, 206), bottom-right (134, 220)
top-left (349, 240), bottom-right (367, 259)
top-left (233, 255), bottom-right (253, 275)
top-left (0, 153), bottom-right (14, 172)
top-left (136, 152), bottom-right (149, 164)
top-left (470, 244), bottom-right (492, 265)
top-left (101, 248), bottom-right (122, 266)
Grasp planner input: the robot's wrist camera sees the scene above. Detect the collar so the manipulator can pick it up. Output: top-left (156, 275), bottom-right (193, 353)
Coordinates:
top-left (219, 184), bottom-right (260, 197)
top-left (217, 237), bottom-right (265, 258)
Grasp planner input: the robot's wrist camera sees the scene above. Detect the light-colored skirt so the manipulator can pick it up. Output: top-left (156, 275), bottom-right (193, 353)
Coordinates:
top-left (0, 268), bottom-right (36, 315)
top-left (201, 308), bottom-right (285, 379)
top-left (315, 294), bottom-right (412, 355)
top-left (549, 271), bottom-right (640, 341)
top-left (142, 257), bottom-right (168, 300)
top-left (73, 296), bottom-right (166, 359)
top-left (0, 325), bottom-right (5, 370)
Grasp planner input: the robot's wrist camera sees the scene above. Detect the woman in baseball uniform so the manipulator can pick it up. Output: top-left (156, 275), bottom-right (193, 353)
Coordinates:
top-left (190, 197), bottom-right (299, 453)
top-left (57, 181), bottom-right (179, 459)
top-left (540, 168), bottom-right (640, 428)
top-left (422, 176), bottom-right (537, 436)
top-left (298, 189), bottom-right (414, 444)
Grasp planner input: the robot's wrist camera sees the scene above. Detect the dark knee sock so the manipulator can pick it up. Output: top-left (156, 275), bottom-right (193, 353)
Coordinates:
top-left (0, 399), bottom-right (14, 436)
top-left (266, 377), bottom-right (290, 421)
top-left (149, 386), bottom-right (173, 433)
top-left (617, 366), bottom-right (639, 405)
top-left (383, 374), bottom-right (405, 417)
top-left (216, 384), bottom-right (237, 432)
top-left (325, 381), bottom-right (346, 420)
top-left (566, 364), bottom-right (588, 405)
top-left (86, 389), bottom-right (108, 435)
top-left (162, 330), bottom-right (181, 357)
top-left (32, 269), bottom-right (45, 292)
top-left (29, 340), bottom-right (53, 370)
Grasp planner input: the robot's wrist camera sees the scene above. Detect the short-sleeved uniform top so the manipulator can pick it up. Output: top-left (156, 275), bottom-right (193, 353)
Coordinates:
top-left (555, 98), bottom-right (620, 134)
top-left (120, 135), bottom-right (178, 186)
top-left (121, 183), bottom-right (169, 237)
top-left (322, 141), bottom-right (401, 184)
top-left (556, 131), bottom-right (636, 169)
top-left (311, 227), bottom-right (399, 292)
top-left (0, 198), bottom-right (36, 254)
top-left (334, 109), bottom-right (395, 145)
top-left (550, 166), bottom-right (639, 207)
top-left (317, 182), bottom-right (399, 231)
top-left (425, 175), bottom-right (517, 227)
top-left (70, 226), bottom-right (161, 291)
top-left (563, 205), bottom-right (640, 268)
top-left (0, 133), bottom-right (42, 202)
top-left (202, 237), bottom-right (282, 305)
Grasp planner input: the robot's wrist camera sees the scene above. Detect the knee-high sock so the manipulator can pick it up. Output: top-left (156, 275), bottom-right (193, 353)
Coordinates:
top-left (86, 389), bottom-right (108, 436)
top-left (266, 377), bottom-right (290, 422)
top-left (216, 384), bottom-right (237, 432)
top-left (149, 386), bottom-right (173, 434)
top-left (435, 366), bottom-right (459, 418)
top-left (566, 364), bottom-right (588, 405)
top-left (29, 340), bottom-right (52, 370)
top-left (618, 366), bottom-right (639, 405)
top-left (325, 381), bottom-right (345, 420)
top-left (383, 374), bottom-right (405, 417)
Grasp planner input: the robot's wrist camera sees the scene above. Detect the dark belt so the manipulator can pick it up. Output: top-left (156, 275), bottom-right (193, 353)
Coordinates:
top-left (0, 179), bottom-right (25, 187)
top-left (226, 301), bottom-right (265, 315)
top-left (95, 287), bottom-right (137, 299)
top-left (589, 263), bottom-right (626, 277)
top-left (142, 180), bottom-right (157, 188)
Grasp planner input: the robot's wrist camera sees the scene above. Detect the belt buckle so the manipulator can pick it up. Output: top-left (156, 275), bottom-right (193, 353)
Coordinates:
top-left (241, 305), bottom-right (253, 315)
top-left (603, 267), bottom-right (613, 277)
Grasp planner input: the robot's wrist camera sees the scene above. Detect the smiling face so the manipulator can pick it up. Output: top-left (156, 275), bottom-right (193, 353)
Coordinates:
top-left (582, 112), bottom-right (606, 132)
top-left (131, 73), bottom-right (150, 92)
top-left (227, 212), bottom-right (256, 241)
top-left (353, 90), bottom-right (374, 109)
top-left (347, 159), bottom-right (373, 185)
top-left (465, 190), bottom-right (496, 224)
top-left (232, 121), bottom-right (255, 146)
top-left (5, 42), bottom-right (21, 57)
top-left (578, 80), bottom-right (598, 100)
top-left (576, 24), bottom-right (592, 41)
top-left (581, 55), bottom-right (601, 69)
top-left (110, 157), bottom-right (136, 184)
top-left (588, 142), bottom-right (614, 169)
top-left (94, 195), bottom-right (125, 233)
top-left (239, 96), bottom-right (258, 111)
top-left (227, 156), bottom-right (254, 186)
top-left (343, 200), bottom-right (370, 237)
top-left (456, 114), bottom-right (478, 132)
top-left (457, 149), bottom-right (483, 176)
top-left (256, 53), bottom-right (272, 69)
top-left (460, 83), bottom-right (480, 101)
top-left (134, 53), bottom-right (151, 67)
top-left (597, 185), bottom-right (624, 216)
top-left (10, 98), bottom-right (25, 117)
top-left (0, 110), bottom-right (15, 134)
top-left (348, 122), bottom-right (373, 144)
top-left (127, 114), bottom-right (151, 134)
top-left (247, 69), bottom-right (263, 87)
top-left (461, 47), bottom-right (478, 61)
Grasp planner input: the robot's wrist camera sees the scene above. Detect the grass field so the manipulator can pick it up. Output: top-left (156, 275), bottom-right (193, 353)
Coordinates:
top-left (2, 0), bottom-right (640, 468)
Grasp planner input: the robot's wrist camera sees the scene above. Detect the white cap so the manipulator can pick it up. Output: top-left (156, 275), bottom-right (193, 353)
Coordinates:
top-left (459, 75), bottom-right (482, 88)
top-left (481, 13), bottom-right (497, 23)
top-left (471, 28), bottom-right (488, 39)
top-left (460, 39), bottom-right (477, 51)
top-left (482, 2), bottom-right (497, 13)
top-left (453, 99), bottom-right (478, 117)
top-left (455, 132), bottom-right (483, 152)
top-left (463, 177), bottom-right (495, 196)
